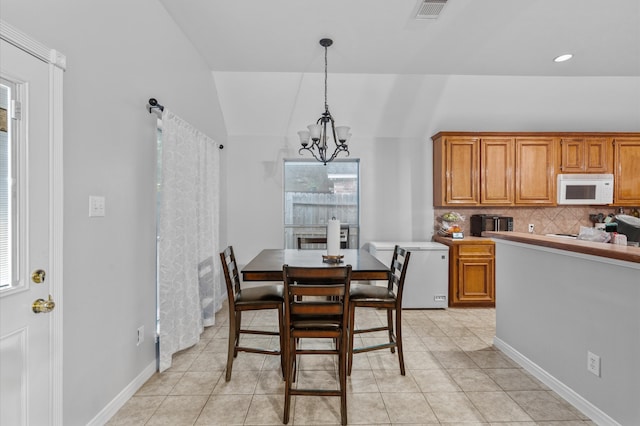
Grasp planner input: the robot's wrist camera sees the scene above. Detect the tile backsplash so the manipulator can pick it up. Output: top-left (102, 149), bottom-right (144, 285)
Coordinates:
top-left (434, 206), bottom-right (629, 236)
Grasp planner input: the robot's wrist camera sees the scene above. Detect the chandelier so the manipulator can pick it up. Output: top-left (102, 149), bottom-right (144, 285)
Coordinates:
top-left (298, 38), bottom-right (351, 165)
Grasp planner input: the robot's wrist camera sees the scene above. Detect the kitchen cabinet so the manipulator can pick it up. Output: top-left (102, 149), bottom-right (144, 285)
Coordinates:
top-left (560, 137), bottom-right (612, 173)
top-left (481, 137), bottom-right (514, 205)
top-left (432, 135), bottom-right (480, 206)
top-left (613, 137), bottom-right (640, 206)
top-left (434, 236), bottom-right (495, 308)
top-left (432, 134), bottom-right (514, 206)
top-left (514, 137), bottom-right (557, 205)
top-left (433, 132), bottom-right (638, 207)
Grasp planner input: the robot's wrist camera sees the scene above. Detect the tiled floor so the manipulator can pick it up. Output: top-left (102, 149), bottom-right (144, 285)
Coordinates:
top-left (107, 303), bottom-right (595, 425)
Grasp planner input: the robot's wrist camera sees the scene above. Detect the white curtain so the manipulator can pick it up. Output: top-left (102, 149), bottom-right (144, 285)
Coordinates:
top-left (157, 109), bottom-right (222, 372)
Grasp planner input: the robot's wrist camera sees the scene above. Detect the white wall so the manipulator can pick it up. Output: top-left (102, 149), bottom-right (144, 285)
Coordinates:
top-left (2, 1), bottom-right (227, 424)
top-left (224, 74), bottom-right (640, 265)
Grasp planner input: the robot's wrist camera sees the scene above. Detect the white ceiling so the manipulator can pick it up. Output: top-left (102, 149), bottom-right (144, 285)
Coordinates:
top-left (158, 0), bottom-right (640, 137)
top-left (160, 0), bottom-right (639, 77)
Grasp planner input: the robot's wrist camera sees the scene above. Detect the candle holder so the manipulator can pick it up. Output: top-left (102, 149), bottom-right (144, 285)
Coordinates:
top-left (322, 254), bottom-right (344, 264)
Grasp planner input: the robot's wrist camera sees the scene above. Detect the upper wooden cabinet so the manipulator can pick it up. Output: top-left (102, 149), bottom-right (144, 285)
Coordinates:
top-left (613, 138), bottom-right (640, 206)
top-left (432, 134), bottom-right (514, 206)
top-left (481, 137), bottom-right (514, 205)
top-left (433, 135), bottom-right (480, 206)
top-left (514, 137), bottom-right (557, 205)
top-left (433, 132), bottom-right (639, 207)
top-left (560, 137), bottom-right (612, 173)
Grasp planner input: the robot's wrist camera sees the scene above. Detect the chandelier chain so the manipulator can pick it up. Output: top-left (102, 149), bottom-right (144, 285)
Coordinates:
top-left (324, 44), bottom-right (328, 112)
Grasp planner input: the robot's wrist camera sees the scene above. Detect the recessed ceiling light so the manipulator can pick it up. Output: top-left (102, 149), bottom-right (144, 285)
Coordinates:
top-left (554, 54), bottom-right (573, 63)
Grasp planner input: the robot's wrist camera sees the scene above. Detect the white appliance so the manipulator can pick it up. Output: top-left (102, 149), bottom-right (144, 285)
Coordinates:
top-left (557, 173), bottom-right (614, 205)
top-left (368, 241), bottom-right (449, 309)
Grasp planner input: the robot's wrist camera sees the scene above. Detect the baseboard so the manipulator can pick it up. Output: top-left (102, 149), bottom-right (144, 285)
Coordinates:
top-left (493, 337), bottom-right (620, 426)
top-left (86, 360), bottom-right (156, 426)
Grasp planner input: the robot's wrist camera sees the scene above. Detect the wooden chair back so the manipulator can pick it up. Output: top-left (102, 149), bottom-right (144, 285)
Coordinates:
top-left (220, 245), bottom-right (241, 304)
top-left (388, 245), bottom-right (411, 303)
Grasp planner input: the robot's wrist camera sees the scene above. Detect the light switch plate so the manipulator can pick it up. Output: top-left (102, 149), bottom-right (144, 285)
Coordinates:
top-left (89, 196), bottom-right (105, 217)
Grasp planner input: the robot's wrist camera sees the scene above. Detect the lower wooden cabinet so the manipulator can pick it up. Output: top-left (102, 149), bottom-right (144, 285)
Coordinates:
top-left (434, 236), bottom-right (495, 307)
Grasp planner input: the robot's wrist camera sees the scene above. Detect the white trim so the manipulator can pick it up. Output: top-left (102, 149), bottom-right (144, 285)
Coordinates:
top-left (86, 361), bottom-right (156, 426)
top-left (1, 19), bottom-right (65, 426)
top-left (0, 21), bottom-right (66, 70)
top-left (494, 336), bottom-right (621, 426)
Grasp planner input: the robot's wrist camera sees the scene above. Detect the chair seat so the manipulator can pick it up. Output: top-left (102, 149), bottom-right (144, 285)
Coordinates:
top-left (349, 283), bottom-right (395, 302)
top-left (236, 284), bottom-right (284, 304)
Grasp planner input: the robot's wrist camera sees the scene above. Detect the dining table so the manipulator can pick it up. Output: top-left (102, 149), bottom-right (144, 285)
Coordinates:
top-left (241, 248), bottom-right (390, 282)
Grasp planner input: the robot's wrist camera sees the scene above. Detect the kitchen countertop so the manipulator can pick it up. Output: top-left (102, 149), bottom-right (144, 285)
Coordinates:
top-left (483, 231), bottom-right (640, 264)
top-left (433, 235), bottom-right (495, 246)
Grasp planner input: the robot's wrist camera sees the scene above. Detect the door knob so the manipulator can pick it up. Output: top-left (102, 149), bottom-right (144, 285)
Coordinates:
top-left (32, 295), bottom-right (55, 314)
top-left (32, 269), bottom-right (46, 283)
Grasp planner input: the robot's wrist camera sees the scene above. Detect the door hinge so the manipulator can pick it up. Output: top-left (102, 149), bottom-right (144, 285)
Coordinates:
top-left (11, 100), bottom-right (21, 120)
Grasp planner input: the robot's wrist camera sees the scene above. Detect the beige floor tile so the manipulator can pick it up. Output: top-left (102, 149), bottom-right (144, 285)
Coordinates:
top-left (188, 351), bottom-right (228, 372)
top-left (466, 349), bottom-right (517, 369)
top-left (403, 350), bottom-right (441, 370)
top-left (108, 306), bottom-right (600, 425)
top-left (448, 368), bottom-right (501, 391)
top-left (411, 368), bottom-right (460, 393)
top-left (202, 337), bottom-right (230, 353)
top-left (295, 368), bottom-right (340, 391)
top-left (431, 350), bottom-right (478, 369)
top-left (347, 369), bottom-right (380, 393)
top-left (372, 369), bottom-right (420, 393)
top-left (244, 394), bottom-right (286, 425)
top-left (293, 395), bottom-right (344, 425)
top-left (105, 396), bottom-right (165, 425)
top-left (146, 395), bottom-right (209, 425)
top-left (135, 372), bottom-right (183, 396)
top-left (170, 371), bottom-right (221, 395)
top-left (381, 391), bottom-right (439, 424)
top-left (425, 392), bottom-right (485, 423)
top-left (420, 335), bottom-right (457, 350)
top-left (195, 394), bottom-right (252, 425)
top-left (346, 393), bottom-right (390, 425)
top-left (455, 335), bottom-right (492, 351)
top-left (366, 350), bottom-right (402, 371)
top-left (484, 368), bottom-right (546, 391)
top-left (507, 390), bottom-right (581, 421)
top-left (466, 391), bottom-right (532, 422)
top-left (255, 369), bottom-right (285, 394)
top-left (212, 370), bottom-right (260, 395)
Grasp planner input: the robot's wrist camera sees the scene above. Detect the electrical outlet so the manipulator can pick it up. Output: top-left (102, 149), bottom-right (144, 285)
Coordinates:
top-left (528, 223), bottom-right (535, 233)
top-left (137, 326), bottom-right (145, 346)
top-left (587, 351), bottom-right (600, 377)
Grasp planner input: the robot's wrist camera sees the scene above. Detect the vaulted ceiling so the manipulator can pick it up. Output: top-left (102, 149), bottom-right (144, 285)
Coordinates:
top-left (159, 0), bottom-right (640, 138)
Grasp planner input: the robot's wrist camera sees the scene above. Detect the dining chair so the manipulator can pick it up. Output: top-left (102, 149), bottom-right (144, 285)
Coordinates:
top-left (281, 264), bottom-right (352, 425)
top-left (347, 245), bottom-right (411, 375)
top-left (219, 246), bottom-right (285, 381)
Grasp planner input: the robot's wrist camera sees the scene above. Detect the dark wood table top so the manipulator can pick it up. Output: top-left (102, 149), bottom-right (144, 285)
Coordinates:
top-left (241, 249), bottom-right (390, 281)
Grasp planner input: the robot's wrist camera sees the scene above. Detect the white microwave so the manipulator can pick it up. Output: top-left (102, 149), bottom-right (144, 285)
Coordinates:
top-left (557, 173), bottom-right (614, 205)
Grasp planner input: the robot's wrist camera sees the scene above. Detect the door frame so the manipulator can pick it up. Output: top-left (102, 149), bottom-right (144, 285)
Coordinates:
top-left (1, 20), bottom-right (65, 425)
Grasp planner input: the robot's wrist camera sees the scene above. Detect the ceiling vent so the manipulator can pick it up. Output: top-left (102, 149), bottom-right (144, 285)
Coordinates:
top-left (415, 0), bottom-right (448, 19)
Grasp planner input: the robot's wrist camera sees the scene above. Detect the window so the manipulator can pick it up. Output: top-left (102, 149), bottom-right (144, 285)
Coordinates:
top-left (284, 160), bottom-right (359, 249)
top-left (0, 80), bottom-right (16, 289)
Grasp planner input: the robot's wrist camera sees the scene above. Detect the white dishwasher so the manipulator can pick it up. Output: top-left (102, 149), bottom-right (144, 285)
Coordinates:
top-left (368, 242), bottom-right (449, 309)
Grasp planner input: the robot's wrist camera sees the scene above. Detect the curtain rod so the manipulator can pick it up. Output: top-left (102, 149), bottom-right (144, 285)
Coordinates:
top-left (146, 98), bottom-right (224, 150)
top-left (147, 98), bottom-right (164, 115)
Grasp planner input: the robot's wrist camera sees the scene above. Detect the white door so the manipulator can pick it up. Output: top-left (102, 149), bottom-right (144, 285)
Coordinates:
top-left (0, 26), bottom-right (65, 426)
